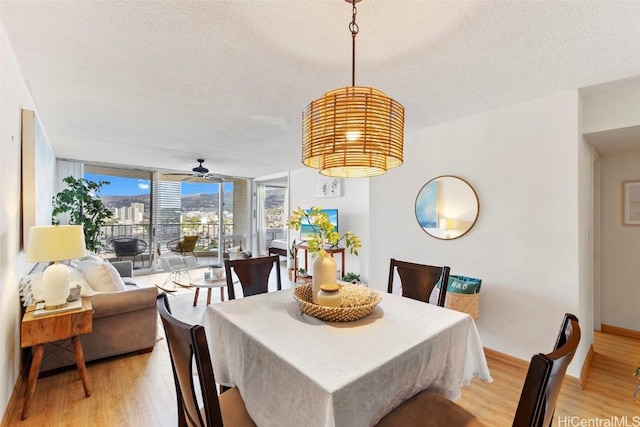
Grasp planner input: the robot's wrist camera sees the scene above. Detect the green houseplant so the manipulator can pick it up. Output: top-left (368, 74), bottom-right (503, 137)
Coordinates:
top-left (287, 206), bottom-right (361, 304)
top-left (51, 176), bottom-right (113, 252)
top-left (286, 207), bottom-right (360, 257)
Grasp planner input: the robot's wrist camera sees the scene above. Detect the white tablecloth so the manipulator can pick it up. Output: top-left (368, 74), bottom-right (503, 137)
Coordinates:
top-left (201, 289), bottom-right (492, 427)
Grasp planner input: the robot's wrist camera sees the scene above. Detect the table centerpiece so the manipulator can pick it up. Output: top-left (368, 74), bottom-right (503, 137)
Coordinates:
top-left (287, 206), bottom-right (361, 304)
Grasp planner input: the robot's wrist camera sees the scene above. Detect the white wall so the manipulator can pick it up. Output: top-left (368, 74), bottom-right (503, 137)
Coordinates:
top-left (600, 150), bottom-right (640, 330)
top-left (288, 168), bottom-right (370, 282)
top-left (0, 21), bottom-right (55, 420)
top-left (369, 91), bottom-right (590, 377)
top-left (582, 77), bottom-right (640, 134)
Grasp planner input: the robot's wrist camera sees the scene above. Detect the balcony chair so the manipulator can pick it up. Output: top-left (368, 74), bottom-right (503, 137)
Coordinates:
top-left (387, 258), bottom-right (451, 307)
top-left (224, 255), bottom-right (281, 300)
top-left (156, 293), bottom-right (255, 427)
top-left (167, 235), bottom-right (199, 261)
top-left (110, 237), bottom-right (148, 268)
top-left (376, 313), bottom-right (581, 427)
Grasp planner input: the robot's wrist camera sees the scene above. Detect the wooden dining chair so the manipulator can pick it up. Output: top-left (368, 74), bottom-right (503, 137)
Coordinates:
top-left (387, 259), bottom-right (451, 307)
top-left (156, 293), bottom-right (256, 427)
top-left (224, 255), bottom-right (281, 300)
top-left (376, 313), bottom-right (581, 427)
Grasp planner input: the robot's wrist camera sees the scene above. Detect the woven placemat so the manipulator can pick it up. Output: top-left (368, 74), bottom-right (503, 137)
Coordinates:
top-left (293, 284), bottom-right (381, 322)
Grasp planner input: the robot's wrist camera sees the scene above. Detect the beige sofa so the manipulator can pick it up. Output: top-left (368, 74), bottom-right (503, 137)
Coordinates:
top-left (37, 261), bottom-right (158, 373)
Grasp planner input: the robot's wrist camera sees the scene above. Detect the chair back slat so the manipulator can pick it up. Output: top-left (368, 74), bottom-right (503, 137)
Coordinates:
top-left (387, 258), bottom-right (451, 307)
top-left (157, 293), bottom-right (223, 427)
top-left (225, 255), bottom-right (281, 300)
top-left (512, 313), bottom-right (581, 427)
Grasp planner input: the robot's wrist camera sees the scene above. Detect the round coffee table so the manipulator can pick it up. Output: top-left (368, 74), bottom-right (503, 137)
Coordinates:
top-left (189, 277), bottom-right (228, 306)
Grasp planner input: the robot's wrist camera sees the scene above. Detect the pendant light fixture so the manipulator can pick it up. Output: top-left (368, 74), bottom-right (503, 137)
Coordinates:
top-left (302, 0), bottom-right (404, 178)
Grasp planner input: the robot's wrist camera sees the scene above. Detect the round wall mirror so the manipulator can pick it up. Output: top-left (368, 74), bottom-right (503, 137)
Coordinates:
top-left (415, 175), bottom-right (479, 240)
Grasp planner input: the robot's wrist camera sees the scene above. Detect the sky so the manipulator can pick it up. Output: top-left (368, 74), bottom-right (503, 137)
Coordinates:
top-left (85, 173), bottom-right (232, 196)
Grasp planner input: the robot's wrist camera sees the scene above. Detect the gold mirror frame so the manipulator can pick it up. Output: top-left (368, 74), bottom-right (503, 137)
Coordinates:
top-left (415, 175), bottom-right (479, 240)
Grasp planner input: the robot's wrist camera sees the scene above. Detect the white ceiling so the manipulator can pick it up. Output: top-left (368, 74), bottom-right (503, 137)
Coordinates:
top-left (2, 1), bottom-right (640, 178)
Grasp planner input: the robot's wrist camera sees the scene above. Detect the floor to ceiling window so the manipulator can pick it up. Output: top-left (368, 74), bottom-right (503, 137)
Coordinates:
top-left (255, 174), bottom-right (288, 256)
top-left (83, 164), bottom-right (252, 269)
top-left (84, 165), bottom-right (153, 259)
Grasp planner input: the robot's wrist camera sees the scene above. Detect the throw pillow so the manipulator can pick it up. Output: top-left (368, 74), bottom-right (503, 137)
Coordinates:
top-left (68, 266), bottom-right (96, 297)
top-left (75, 260), bottom-right (127, 293)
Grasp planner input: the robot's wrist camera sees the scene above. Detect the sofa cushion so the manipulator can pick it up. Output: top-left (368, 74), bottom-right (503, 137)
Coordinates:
top-left (90, 286), bottom-right (157, 318)
top-left (75, 260), bottom-right (126, 293)
top-left (68, 266), bottom-right (95, 297)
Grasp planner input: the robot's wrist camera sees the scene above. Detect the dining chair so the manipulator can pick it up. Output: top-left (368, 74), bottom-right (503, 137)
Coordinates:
top-left (376, 313), bottom-right (581, 427)
top-left (224, 255), bottom-right (281, 300)
top-left (387, 258), bottom-right (451, 307)
top-left (167, 235), bottom-right (199, 260)
top-left (156, 293), bottom-right (256, 427)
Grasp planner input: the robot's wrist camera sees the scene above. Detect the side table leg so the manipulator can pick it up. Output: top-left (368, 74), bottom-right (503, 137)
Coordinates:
top-left (22, 344), bottom-right (44, 419)
top-left (220, 287), bottom-right (225, 301)
top-left (207, 288), bottom-right (212, 305)
top-left (193, 288), bottom-right (200, 306)
top-left (71, 336), bottom-right (91, 397)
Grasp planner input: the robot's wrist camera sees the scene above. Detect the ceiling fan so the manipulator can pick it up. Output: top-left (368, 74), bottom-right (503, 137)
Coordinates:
top-left (163, 159), bottom-right (225, 183)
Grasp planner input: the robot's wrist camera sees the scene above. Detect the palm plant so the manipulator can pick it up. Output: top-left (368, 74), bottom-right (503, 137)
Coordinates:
top-left (51, 176), bottom-right (113, 252)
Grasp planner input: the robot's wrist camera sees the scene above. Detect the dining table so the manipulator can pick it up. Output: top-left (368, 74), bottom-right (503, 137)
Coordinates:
top-left (200, 288), bottom-right (492, 427)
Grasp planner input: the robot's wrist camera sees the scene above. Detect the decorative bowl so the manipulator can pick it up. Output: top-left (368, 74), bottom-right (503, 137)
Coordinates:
top-left (293, 284), bottom-right (381, 322)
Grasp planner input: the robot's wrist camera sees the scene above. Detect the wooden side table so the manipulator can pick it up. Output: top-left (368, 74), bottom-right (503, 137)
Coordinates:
top-left (293, 244), bottom-right (346, 283)
top-left (189, 277), bottom-right (228, 306)
top-left (20, 298), bottom-right (93, 419)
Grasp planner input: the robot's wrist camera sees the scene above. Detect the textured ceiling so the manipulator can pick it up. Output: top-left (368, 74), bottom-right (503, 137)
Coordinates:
top-left (2, 1), bottom-right (640, 178)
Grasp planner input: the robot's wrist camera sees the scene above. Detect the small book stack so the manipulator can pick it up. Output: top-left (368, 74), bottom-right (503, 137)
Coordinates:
top-left (32, 298), bottom-right (83, 317)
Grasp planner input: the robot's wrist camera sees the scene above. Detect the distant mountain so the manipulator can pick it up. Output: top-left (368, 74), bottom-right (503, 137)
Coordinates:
top-left (100, 187), bottom-right (285, 216)
top-left (101, 192), bottom-right (235, 213)
top-left (265, 188), bottom-right (285, 209)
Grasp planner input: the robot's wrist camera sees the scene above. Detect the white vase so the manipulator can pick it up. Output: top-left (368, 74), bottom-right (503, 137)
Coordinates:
top-left (312, 255), bottom-right (337, 304)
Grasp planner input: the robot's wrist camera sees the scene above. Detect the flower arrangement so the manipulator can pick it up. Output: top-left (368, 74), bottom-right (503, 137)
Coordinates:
top-left (287, 206), bottom-right (361, 257)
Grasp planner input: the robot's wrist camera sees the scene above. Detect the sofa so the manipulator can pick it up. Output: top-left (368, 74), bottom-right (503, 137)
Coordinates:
top-left (22, 260), bottom-right (158, 374)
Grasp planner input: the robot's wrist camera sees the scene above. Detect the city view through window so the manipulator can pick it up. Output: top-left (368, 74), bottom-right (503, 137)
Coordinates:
top-left (84, 170), bottom-right (286, 257)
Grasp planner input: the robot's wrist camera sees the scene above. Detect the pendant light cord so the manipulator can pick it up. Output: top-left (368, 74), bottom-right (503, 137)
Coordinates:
top-left (349, 1), bottom-right (359, 87)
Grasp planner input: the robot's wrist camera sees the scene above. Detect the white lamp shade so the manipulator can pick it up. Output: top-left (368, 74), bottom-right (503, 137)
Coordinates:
top-left (26, 225), bottom-right (87, 263)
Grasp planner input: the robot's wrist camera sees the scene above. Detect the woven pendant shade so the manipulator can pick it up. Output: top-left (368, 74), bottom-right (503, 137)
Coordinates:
top-left (302, 86), bottom-right (404, 178)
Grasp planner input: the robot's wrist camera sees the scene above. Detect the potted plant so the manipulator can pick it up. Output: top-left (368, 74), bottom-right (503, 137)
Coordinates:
top-left (51, 176), bottom-right (113, 252)
top-left (287, 206), bottom-right (361, 303)
top-left (342, 272), bottom-right (361, 284)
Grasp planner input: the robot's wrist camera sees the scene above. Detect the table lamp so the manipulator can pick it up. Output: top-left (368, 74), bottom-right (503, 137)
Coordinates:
top-left (26, 225), bottom-right (87, 309)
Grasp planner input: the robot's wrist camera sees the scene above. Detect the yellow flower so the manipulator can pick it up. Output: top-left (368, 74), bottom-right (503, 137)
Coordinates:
top-left (287, 207), bottom-right (361, 258)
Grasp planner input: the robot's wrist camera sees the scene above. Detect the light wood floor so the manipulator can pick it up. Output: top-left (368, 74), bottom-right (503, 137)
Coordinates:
top-left (5, 267), bottom-right (640, 425)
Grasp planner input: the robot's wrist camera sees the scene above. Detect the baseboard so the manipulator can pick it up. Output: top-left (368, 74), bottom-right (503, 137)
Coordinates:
top-left (580, 344), bottom-right (594, 390)
top-left (483, 347), bottom-right (527, 369)
top-left (601, 324), bottom-right (640, 340)
top-left (1, 375), bottom-right (24, 427)
top-left (483, 347), bottom-right (580, 387)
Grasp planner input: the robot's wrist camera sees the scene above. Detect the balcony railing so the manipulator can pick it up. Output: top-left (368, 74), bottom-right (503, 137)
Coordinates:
top-left (98, 223), bottom-right (286, 256)
top-left (99, 222), bottom-right (236, 254)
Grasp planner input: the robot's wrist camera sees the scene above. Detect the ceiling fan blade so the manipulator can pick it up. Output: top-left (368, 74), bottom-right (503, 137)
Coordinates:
top-left (204, 175), bottom-right (224, 183)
